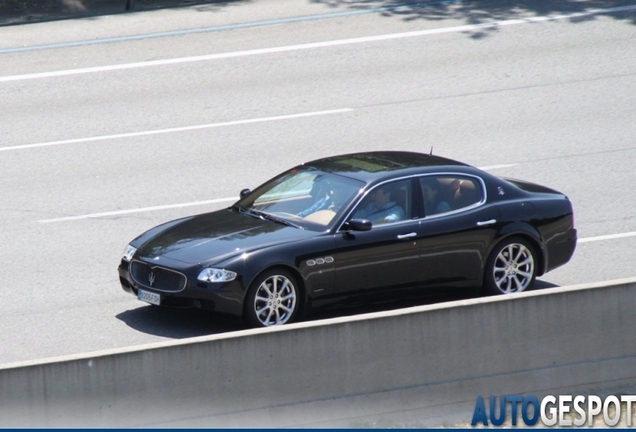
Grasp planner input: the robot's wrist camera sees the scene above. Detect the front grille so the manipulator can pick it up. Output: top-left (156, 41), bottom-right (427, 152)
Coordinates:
top-left (130, 260), bottom-right (187, 292)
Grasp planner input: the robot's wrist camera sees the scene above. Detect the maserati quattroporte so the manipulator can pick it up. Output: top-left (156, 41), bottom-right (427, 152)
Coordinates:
top-left (118, 151), bottom-right (577, 327)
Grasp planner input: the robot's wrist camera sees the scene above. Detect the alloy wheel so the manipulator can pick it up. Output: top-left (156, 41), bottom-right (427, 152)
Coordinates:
top-left (252, 274), bottom-right (298, 326)
top-left (492, 242), bottom-right (535, 293)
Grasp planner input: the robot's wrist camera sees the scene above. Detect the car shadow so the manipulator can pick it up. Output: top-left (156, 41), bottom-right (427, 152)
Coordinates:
top-left (304, 291), bottom-right (480, 322)
top-left (529, 279), bottom-right (561, 291)
top-left (117, 280), bottom-right (561, 338)
top-left (116, 305), bottom-right (246, 339)
top-left (306, 279), bottom-right (562, 322)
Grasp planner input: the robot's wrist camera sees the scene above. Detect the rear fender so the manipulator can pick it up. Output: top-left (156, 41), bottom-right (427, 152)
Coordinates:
top-left (488, 223), bottom-right (546, 276)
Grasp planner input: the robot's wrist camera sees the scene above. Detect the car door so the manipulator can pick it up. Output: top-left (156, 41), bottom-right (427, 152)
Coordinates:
top-left (416, 174), bottom-right (501, 287)
top-left (332, 178), bottom-right (423, 294)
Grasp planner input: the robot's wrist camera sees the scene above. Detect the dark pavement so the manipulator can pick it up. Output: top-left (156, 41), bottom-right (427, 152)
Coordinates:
top-left (0, 0), bottom-right (226, 26)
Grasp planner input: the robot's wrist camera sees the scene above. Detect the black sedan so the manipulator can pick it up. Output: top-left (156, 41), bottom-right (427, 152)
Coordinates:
top-left (118, 151), bottom-right (577, 327)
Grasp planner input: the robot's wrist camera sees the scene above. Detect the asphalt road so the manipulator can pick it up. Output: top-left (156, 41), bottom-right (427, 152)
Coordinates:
top-left (0, 0), bottom-right (635, 364)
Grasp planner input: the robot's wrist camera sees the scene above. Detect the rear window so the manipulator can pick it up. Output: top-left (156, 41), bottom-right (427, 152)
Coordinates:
top-left (420, 175), bottom-right (484, 216)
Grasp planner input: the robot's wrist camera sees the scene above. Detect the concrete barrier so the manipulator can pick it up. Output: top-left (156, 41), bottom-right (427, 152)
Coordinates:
top-left (2, 277), bottom-right (636, 427)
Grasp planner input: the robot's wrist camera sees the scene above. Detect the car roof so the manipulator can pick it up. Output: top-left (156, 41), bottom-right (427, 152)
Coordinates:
top-left (302, 151), bottom-right (473, 183)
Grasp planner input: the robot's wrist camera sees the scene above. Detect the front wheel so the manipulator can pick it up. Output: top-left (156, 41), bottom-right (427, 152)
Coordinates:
top-left (244, 269), bottom-right (300, 327)
top-left (484, 237), bottom-right (537, 295)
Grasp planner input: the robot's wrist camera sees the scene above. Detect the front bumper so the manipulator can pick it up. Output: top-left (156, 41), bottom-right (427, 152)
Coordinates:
top-left (118, 260), bottom-right (246, 317)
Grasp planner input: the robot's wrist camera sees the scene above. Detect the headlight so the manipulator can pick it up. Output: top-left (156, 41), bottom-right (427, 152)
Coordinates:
top-left (122, 244), bottom-right (137, 262)
top-left (197, 268), bottom-right (237, 283)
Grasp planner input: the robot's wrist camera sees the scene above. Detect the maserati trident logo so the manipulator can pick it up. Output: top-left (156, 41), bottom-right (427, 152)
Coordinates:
top-left (148, 271), bottom-right (156, 287)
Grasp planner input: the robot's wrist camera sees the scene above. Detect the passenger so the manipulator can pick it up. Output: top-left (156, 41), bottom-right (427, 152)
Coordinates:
top-left (421, 178), bottom-right (452, 215)
top-left (353, 185), bottom-right (404, 224)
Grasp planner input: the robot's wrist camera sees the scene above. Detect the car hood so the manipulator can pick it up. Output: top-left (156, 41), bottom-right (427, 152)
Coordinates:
top-left (136, 208), bottom-right (314, 264)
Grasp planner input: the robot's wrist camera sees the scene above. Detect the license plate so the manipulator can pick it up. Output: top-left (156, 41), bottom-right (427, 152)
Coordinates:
top-left (138, 289), bottom-right (160, 306)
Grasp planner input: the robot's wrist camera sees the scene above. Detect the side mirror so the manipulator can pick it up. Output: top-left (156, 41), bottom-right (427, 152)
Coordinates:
top-left (343, 219), bottom-right (372, 232)
top-left (240, 188), bottom-right (252, 199)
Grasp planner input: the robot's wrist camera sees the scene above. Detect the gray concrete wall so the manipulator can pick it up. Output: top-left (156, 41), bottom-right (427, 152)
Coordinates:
top-left (2, 277), bottom-right (636, 427)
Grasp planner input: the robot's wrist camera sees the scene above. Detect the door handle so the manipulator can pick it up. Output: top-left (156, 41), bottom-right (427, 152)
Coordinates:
top-left (397, 232), bottom-right (417, 239)
top-left (477, 219), bottom-right (497, 227)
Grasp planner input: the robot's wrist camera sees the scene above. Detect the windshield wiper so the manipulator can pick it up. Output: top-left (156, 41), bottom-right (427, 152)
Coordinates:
top-left (240, 208), bottom-right (302, 229)
top-left (260, 213), bottom-right (303, 229)
top-left (238, 207), bottom-right (265, 220)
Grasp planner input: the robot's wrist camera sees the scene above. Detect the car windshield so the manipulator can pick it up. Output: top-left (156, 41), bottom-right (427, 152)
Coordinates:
top-left (235, 167), bottom-right (364, 229)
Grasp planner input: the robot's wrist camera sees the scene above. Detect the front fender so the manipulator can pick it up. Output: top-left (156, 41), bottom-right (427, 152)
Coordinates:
top-left (236, 234), bottom-right (337, 304)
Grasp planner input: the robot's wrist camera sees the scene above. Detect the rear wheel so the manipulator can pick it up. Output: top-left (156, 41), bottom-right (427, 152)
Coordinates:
top-left (244, 269), bottom-right (300, 327)
top-left (484, 237), bottom-right (537, 295)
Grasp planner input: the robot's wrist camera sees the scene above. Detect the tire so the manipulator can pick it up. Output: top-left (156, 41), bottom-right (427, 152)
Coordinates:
top-left (244, 269), bottom-right (300, 327)
top-left (484, 237), bottom-right (537, 295)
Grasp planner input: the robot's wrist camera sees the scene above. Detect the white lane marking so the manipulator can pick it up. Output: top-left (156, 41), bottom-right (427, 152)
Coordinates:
top-left (38, 198), bottom-right (237, 223)
top-left (39, 161), bottom-right (501, 222)
top-left (37, 201), bottom-right (636, 247)
top-left (32, 162), bottom-right (636, 244)
top-left (479, 164), bottom-right (518, 170)
top-left (577, 231), bottom-right (636, 243)
top-left (2, 5), bottom-right (635, 83)
top-left (35, 188), bottom-right (636, 247)
top-left (0, 108), bottom-right (353, 152)
top-left (0, 0), bottom-right (465, 54)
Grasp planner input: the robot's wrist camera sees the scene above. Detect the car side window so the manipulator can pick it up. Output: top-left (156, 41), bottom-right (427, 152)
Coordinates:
top-left (351, 179), bottom-right (410, 225)
top-left (420, 175), bottom-right (483, 216)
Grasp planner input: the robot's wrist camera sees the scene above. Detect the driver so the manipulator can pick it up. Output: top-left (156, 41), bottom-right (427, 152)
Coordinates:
top-left (297, 181), bottom-right (349, 217)
top-left (352, 185), bottom-right (404, 224)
